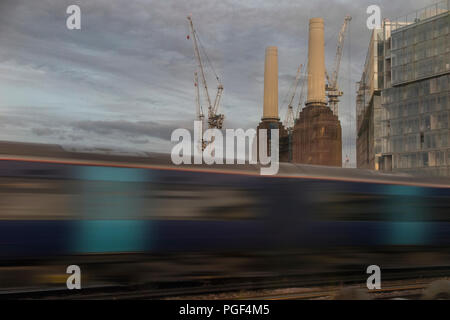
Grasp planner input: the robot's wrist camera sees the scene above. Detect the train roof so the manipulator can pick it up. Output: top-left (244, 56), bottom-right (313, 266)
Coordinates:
top-left (0, 140), bottom-right (449, 188)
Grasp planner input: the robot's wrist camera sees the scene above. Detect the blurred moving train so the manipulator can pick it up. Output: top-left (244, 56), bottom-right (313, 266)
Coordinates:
top-left (0, 141), bottom-right (450, 290)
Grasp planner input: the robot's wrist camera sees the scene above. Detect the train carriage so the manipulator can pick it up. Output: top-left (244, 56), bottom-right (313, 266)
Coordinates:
top-left (0, 141), bottom-right (450, 289)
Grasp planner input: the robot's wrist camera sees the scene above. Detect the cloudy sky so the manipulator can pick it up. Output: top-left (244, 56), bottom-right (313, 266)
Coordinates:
top-left (0, 0), bottom-right (436, 163)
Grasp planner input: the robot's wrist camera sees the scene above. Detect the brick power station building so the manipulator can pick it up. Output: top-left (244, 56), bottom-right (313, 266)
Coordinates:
top-left (257, 18), bottom-right (342, 167)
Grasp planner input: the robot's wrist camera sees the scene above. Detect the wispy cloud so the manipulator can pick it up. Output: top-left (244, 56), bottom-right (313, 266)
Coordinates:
top-left (0, 0), bottom-right (428, 159)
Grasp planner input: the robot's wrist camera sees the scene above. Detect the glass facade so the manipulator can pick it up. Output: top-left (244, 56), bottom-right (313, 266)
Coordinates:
top-left (382, 74), bottom-right (449, 174)
top-left (380, 11), bottom-right (450, 176)
top-left (391, 13), bottom-right (449, 85)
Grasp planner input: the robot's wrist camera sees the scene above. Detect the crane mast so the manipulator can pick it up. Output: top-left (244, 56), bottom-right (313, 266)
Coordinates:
top-left (193, 72), bottom-right (206, 150)
top-left (295, 67), bottom-right (307, 120)
top-left (326, 15), bottom-right (351, 117)
top-left (284, 64), bottom-right (303, 130)
top-left (187, 16), bottom-right (224, 144)
top-left (194, 72), bottom-right (204, 122)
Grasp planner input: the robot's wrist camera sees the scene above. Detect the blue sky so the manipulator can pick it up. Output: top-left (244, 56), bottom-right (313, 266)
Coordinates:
top-left (0, 0), bottom-right (435, 163)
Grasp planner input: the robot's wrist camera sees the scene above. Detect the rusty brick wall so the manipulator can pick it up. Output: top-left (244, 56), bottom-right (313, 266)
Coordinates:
top-left (292, 105), bottom-right (342, 167)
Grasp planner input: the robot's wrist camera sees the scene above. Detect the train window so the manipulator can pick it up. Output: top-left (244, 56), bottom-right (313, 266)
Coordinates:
top-left (314, 192), bottom-right (450, 222)
top-left (0, 178), bottom-right (75, 219)
top-left (313, 193), bottom-right (384, 221)
top-left (145, 184), bottom-right (262, 220)
top-left (72, 179), bottom-right (149, 219)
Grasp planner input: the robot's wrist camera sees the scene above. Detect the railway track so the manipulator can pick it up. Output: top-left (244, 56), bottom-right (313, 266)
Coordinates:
top-left (1, 266), bottom-right (449, 300)
top-left (237, 282), bottom-right (428, 300)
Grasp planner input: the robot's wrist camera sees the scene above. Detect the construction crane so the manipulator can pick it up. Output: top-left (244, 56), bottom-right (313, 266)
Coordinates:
top-left (295, 66), bottom-right (307, 121)
top-left (193, 72), bottom-right (205, 150)
top-left (284, 64), bottom-right (303, 130)
top-left (326, 15), bottom-right (352, 117)
top-left (187, 15), bottom-right (224, 144)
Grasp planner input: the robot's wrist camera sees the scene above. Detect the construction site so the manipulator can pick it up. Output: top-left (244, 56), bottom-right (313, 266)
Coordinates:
top-left (187, 15), bottom-right (352, 167)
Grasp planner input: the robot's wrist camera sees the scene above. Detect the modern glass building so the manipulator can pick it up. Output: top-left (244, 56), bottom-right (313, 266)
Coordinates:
top-left (357, 1), bottom-right (450, 176)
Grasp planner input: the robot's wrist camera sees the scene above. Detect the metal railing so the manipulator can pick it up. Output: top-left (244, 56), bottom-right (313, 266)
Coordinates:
top-left (390, 0), bottom-right (449, 32)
